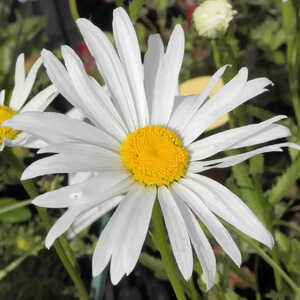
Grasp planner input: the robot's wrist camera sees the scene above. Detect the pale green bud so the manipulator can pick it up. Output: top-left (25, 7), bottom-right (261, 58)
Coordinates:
top-left (193, 0), bottom-right (237, 38)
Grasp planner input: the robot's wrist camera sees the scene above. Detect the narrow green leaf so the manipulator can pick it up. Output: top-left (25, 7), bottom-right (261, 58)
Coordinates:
top-left (246, 105), bottom-right (275, 121)
top-left (268, 155), bottom-right (300, 204)
top-left (250, 154), bottom-right (264, 175)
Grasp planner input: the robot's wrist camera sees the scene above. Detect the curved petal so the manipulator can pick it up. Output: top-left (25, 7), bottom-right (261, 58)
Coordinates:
top-left (169, 65), bottom-right (229, 134)
top-left (67, 195), bottom-right (123, 239)
top-left (32, 171), bottom-right (132, 208)
top-left (113, 8), bottom-right (149, 127)
top-left (151, 25), bottom-right (185, 125)
top-left (183, 175), bottom-right (274, 248)
top-left (9, 54), bottom-right (26, 110)
top-left (93, 185), bottom-right (142, 280)
top-left (183, 68), bottom-right (274, 145)
top-left (61, 46), bottom-right (127, 141)
top-left (20, 85), bottom-right (58, 112)
top-left (171, 182), bottom-right (241, 266)
top-left (2, 132), bottom-right (47, 149)
top-left (21, 152), bottom-right (123, 180)
top-left (175, 197), bottom-right (216, 290)
top-left (158, 186), bottom-right (193, 280)
top-left (144, 34), bottom-right (164, 117)
top-left (119, 185), bottom-right (156, 275)
top-left (110, 184), bottom-right (156, 283)
top-left (188, 115), bottom-right (288, 161)
top-left (76, 18), bottom-right (138, 131)
top-left (3, 111), bottom-right (120, 151)
top-left (189, 142), bottom-right (300, 172)
top-left (21, 57), bottom-right (43, 107)
top-left (45, 206), bottom-right (83, 248)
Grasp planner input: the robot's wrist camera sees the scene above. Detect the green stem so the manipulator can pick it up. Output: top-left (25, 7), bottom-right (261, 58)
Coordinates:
top-left (69, 0), bottom-right (80, 21)
top-left (3, 148), bottom-right (90, 300)
top-left (235, 230), bottom-right (300, 294)
top-left (186, 279), bottom-right (199, 300)
top-left (151, 200), bottom-right (186, 300)
top-left (271, 247), bottom-right (284, 299)
top-left (0, 199), bottom-right (31, 215)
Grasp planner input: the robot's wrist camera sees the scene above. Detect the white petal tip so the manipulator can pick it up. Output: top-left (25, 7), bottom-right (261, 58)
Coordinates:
top-left (21, 172), bottom-right (32, 180)
top-left (45, 237), bottom-right (53, 249)
top-left (110, 274), bottom-right (123, 285)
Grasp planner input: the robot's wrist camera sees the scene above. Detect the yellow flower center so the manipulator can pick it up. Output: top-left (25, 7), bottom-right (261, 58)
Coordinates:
top-left (120, 125), bottom-right (189, 186)
top-left (0, 105), bottom-right (19, 143)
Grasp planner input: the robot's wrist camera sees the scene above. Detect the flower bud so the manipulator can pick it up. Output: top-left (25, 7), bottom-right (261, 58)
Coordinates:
top-left (193, 0), bottom-right (236, 38)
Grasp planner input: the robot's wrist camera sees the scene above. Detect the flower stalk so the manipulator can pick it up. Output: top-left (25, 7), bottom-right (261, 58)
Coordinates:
top-left (151, 199), bottom-right (186, 300)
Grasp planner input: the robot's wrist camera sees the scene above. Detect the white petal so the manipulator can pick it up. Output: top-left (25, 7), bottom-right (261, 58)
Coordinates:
top-left (21, 57), bottom-right (43, 107)
top-left (45, 206), bottom-right (83, 248)
top-left (183, 68), bottom-right (252, 144)
top-left (41, 49), bottom-right (84, 109)
top-left (20, 85), bottom-right (58, 112)
top-left (190, 142), bottom-right (300, 172)
top-left (120, 185), bottom-right (156, 275)
top-left (93, 185), bottom-right (141, 280)
top-left (89, 76), bottom-right (128, 134)
top-left (3, 111), bottom-right (120, 151)
top-left (169, 65), bottom-right (229, 133)
top-left (32, 171), bottom-right (132, 208)
top-left (0, 90), bottom-right (5, 105)
top-left (2, 132), bottom-right (47, 149)
top-left (76, 18), bottom-right (138, 131)
top-left (144, 34), bottom-right (164, 117)
top-left (68, 171), bottom-right (95, 186)
top-left (66, 107), bottom-right (85, 120)
top-left (175, 197), bottom-right (216, 290)
top-left (189, 115), bottom-right (288, 161)
top-left (21, 151), bottom-right (123, 180)
top-left (9, 54), bottom-right (26, 110)
top-left (38, 142), bottom-right (118, 156)
top-left (110, 184), bottom-right (155, 283)
top-left (113, 8), bottom-right (149, 127)
top-left (151, 25), bottom-right (185, 125)
top-left (168, 95), bottom-right (199, 133)
top-left (184, 174), bottom-right (274, 248)
top-left (158, 186), bottom-right (193, 280)
top-left (67, 195), bottom-right (123, 239)
top-left (61, 46), bottom-right (127, 141)
top-left (171, 182), bottom-right (242, 266)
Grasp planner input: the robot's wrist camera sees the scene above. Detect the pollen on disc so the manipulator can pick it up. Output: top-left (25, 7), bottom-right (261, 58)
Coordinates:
top-left (120, 125), bottom-right (189, 186)
top-left (0, 106), bottom-right (19, 143)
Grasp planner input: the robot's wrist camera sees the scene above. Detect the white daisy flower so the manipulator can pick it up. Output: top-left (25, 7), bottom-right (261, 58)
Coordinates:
top-left (0, 53), bottom-right (58, 151)
top-left (4, 7), bottom-right (300, 289)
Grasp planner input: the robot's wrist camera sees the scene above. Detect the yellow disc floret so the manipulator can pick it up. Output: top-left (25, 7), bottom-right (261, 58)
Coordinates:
top-left (120, 125), bottom-right (189, 186)
top-left (0, 105), bottom-right (19, 143)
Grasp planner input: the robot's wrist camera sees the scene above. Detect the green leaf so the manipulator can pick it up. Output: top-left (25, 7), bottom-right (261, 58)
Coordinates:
top-left (275, 230), bottom-right (290, 253)
top-left (249, 154), bottom-right (264, 175)
top-left (0, 198), bottom-right (31, 223)
top-left (286, 239), bottom-right (300, 275)
top-left (129, 0), bottom-right (144, 24)
top-left (268, 155), bottom-right (300, 204)
top-left (246, 105), bottom-right (275, 121)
